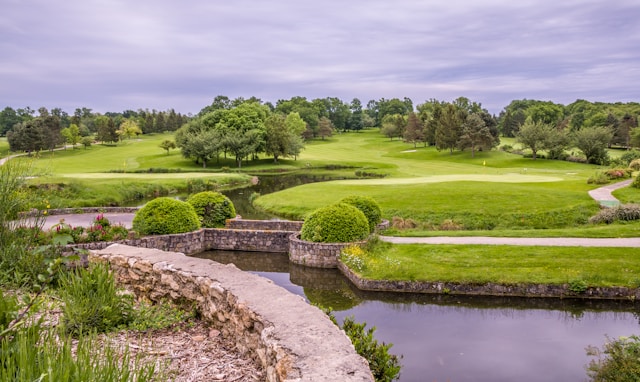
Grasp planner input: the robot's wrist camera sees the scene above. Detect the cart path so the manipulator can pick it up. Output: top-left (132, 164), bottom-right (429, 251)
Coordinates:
top-left (588, 178), bottom-right (633, 207)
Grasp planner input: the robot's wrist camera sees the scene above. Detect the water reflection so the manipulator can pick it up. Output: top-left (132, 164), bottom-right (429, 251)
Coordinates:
top-left (193, 250), bottom-right (640, 382)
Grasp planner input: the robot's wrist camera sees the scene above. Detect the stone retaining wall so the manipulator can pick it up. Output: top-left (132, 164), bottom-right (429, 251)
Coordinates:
top-left (226, 218), bottom-right (304, 232)
top-left (289, 233), bottom-right (364, 268)
top-left (71, 227), bottom-right (293, 255)
top-left (91, 244), bottom-right (373, 382)
top-left (337, 261), bottom-right (640, 300)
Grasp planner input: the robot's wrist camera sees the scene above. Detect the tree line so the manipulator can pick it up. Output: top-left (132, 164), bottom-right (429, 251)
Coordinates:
top-left (2, 96), bottom-right (639, 166)
top-left (0, 106), bottom-right (189, 153)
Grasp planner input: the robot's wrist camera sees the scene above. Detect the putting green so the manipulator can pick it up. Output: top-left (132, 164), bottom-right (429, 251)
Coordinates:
top-left (58, 173), bottom-right (240, 180)
top-left (333, 173), bottom-right (562, 186)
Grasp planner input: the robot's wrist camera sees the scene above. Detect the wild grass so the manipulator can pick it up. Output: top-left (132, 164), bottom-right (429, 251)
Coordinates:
top-left (345, 242), bottom-right (640, 287)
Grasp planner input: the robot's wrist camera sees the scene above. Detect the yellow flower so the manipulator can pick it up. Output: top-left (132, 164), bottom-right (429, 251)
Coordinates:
top-left (43, 210), bottom-right (48, 215)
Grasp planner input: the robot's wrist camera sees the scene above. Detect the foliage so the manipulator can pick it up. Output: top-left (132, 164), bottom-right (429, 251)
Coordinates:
top-left (587, 335), bottom-right (640, 382)
top-left (587, 171), bottom-right (610, 185)
top-left (0, 299), bottom-right (160, 382)
top-left (629, 158), bottom-right (640, 171)
top-left (339, 195), bottom-right (382, 232)
top-left (132, 197), bottom-right (201, 235)
top-left (186, 191), bottom-right (236, 228)
top-left (59, 262), bottom-right (134, 335)
top-left (159, 139), bottom-right (176, 155)
top-left (573, 126), bottom-right (613, 165)
top-left (515, 118), bottom-right (553, 160)
top-left (568, 279), bottom-right (588, 294)
top-left (620, 150), bottom-right (640, 166)
top-left (633, 175), bottom-right (640, 189)
top-left (589, 204), bottom-right (640, 224)
top-left (318, 307), bottom-right (401, 382)
top-left (300, 203), bottom-right (369, 243)
top-left (128, 299), bottom-right (195, 331)
top-left (342, 316), bottom-right (402, 381)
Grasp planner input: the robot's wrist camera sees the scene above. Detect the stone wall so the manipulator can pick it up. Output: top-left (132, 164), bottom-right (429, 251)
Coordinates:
top-left (91, 244), bottom-right (373, 382)
top-left (226, 218), bottom-right (303, 232)
top-left (338, 261), bottom-right (640, 300)
top-left (289, 233), bottom-right (364, 268)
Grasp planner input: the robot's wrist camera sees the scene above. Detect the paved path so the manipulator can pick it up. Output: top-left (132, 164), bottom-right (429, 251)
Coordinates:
top-left (588, 178), bottom-right (633, 207)
top-left (41, 213), bottom-right (135, 230)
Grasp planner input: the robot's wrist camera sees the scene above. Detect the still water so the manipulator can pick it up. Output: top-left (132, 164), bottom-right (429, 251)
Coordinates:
top-left (193, 250), bottom-right (640, 382)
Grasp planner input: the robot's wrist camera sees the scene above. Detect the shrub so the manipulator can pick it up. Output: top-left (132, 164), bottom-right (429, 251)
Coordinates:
top-left (629, 159), bottom-right (640, 171)
top-left (59, 263), bottom-right (134, 335)
top-left (605, 168), bottom-right (632, 180)
top-left (186, 191), bottom-right (236, 228)
top-left (133, 197), bottom-right (200, 235)
top-left (587, 171), bottom-right (610, 185)
top-left (633, 175), bottom-right (640, 189)
top-left (391, 216), bottom-right (418, 229)
top-left (589, 204), bottom-right (640, 224)
top-left (339, 195), bottom-right (382, 232)
top-left (620, 150), bottom-right (640, 166)
top-left (300, 203), bottom-right (369, 243)
top-left (587, 335), bottom-right (640, 382)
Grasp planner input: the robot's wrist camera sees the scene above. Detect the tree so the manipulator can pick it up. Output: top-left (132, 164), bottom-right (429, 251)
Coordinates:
top-left (631, 128), bottom-right (640, 148)
top-left (178, 130), bottom-right (222, 168)
top-left (380, 114), bottom-right (404, 141)
top-left (117, 119), bottom-right (142, 140)
top-left (7, 119), bottom-right (45, 154)
top-left (159, 139), bottom-right (176, 155)
top-left (573, 126), bottom-right (613, 165)
top-left (458, 113), bottom-right (493, 157)
top-left (61, 123), bottom-right (81, 148)
top-left (612, 114), bottom-right (637, 148)
top-left (544, 128), bottom-right (570, 160)
top-left (95, 116), bottom-right (118, 143)
top-left (317, 117), bottom-right (334, 140)
top-left (0, 107), bottom-right (21, 136)
top-left (403, 112), bottom-right (424, 147)
top-left (264, 114), bottom-right (290, 163)
top-left (80, 136), bottom-right (93, 149)
top-left (224, 129), bottom-right (264, 168)
top-left (516, 118), bottom-right (552, 160)
top-left (435, 104), bottom-right (463, 153)
top-left (349, 98), bottom-right (364, 132)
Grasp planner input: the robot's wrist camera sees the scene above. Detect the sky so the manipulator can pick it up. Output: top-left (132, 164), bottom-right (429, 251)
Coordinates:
top-left (1, 0), bottom-right (639, 115)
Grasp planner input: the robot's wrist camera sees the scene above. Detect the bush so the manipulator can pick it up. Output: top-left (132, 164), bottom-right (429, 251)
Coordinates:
top-left (620, 150), bottom-right (640, 166)
top-left (633, 175), bottom-right (640, 189)
top-left (339, 195), bottom-right (382, 232)
top-left (133, 197), bottom-right (200, 235)
top-left (605, 168), bottom-right (633, 180)
top-left (587, 335), bottom-right (640, 382)
top-left (589, 204), bottom-right (640, 224)
top-left (59, 263), bottom-right (134, 335)
top-left (300, 203), bottom-right (369, 243)
top-left (629, 159), bottom-right (640, 171)
top-left (186, 191), bottom-right (236, 228)
top-left (587, 171), bottom-right (610, 185)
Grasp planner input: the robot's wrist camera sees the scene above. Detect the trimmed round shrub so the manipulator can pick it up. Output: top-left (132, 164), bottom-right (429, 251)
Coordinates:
top-left (133, 197), bottom-right (200, 235)
top-left (300, 203), bottom-right (369, 243)
top-left (339, 195), bottom-right (382, 232)
top-left (186, 191), bottom-right (236, 228)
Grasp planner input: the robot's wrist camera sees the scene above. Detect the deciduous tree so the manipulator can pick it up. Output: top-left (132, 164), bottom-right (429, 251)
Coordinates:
top-left (573, 126), bottom-right (613, 165)
top-left (459, 113), bottom-right (493, 157)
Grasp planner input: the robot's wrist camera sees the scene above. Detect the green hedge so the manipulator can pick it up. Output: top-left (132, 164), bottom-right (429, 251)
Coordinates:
top-left (186, 191), bottom-right (236, 228)
top-left (133, 197), bottom-right (201, 235)
top-left (339, 195), bottom-right (382, 233)
top-left (301, 203), bottom-right (369, 243)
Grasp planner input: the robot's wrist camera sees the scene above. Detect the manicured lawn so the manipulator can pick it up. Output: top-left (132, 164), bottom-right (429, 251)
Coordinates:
top-left (382, 220), bottom-right (640, 238)
top-left (0, 137), bottom-right (8, 157)
top-left (343, 243), bottom-right (640, 287)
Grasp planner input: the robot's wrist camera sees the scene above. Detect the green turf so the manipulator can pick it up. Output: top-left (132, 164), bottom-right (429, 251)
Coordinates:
top-left (343, 243), bottom-right (640, 287)
top-left (0, 138), bottom-right (9, 158)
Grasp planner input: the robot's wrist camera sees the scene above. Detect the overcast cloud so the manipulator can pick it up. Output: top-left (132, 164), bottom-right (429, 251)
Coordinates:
top-left (1, 0), bottom-right (639, 114)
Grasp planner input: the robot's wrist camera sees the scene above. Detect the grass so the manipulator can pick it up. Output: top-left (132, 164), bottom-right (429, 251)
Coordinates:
top-left (6, 128), bottom-right (637, 233)
top-left (0, 138), bottom-right (8, 158)
top-left (382, 220), bottom-right (640, 238)
top-left (345, 242), bottom-right (640, 288)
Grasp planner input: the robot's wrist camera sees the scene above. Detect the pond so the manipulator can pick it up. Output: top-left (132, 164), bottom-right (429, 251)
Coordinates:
top-left (221, 172), bottom-right (349, 219)
top-left (193, 250), bottom-right (640, 382)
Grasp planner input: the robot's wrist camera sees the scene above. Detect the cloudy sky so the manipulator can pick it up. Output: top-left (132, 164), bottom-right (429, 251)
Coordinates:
top-left (1, 0), bottom-right (639, 115)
